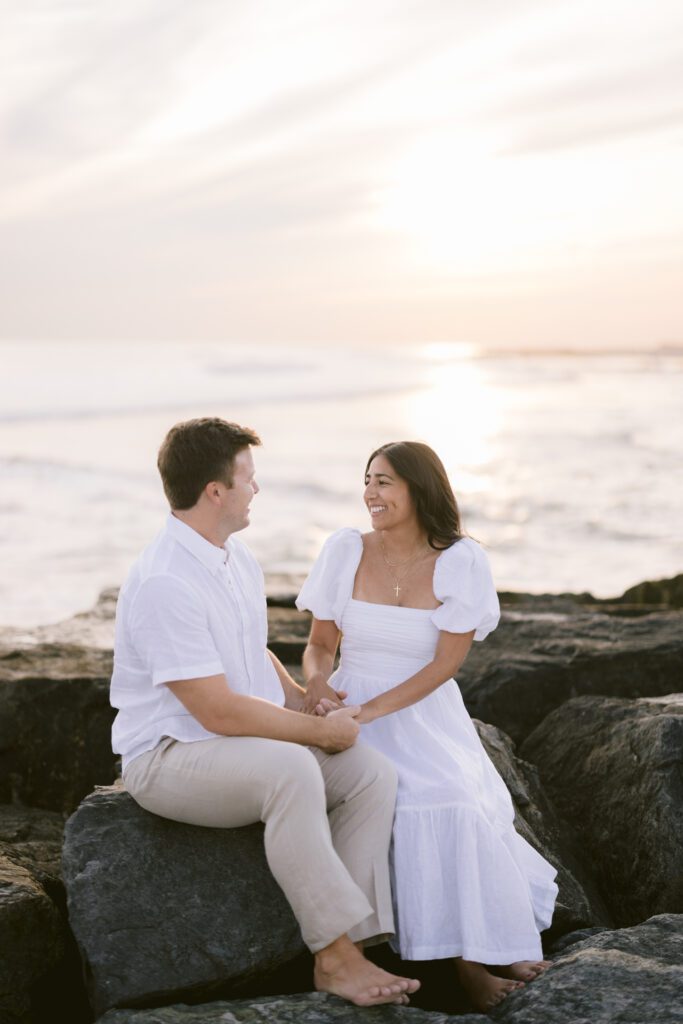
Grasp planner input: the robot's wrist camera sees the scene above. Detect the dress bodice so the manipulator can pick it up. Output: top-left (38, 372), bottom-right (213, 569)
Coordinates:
top-left (339, 598), bottom-right (440, 682)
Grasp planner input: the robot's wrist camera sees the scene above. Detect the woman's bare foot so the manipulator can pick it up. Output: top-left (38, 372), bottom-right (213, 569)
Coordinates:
top-left (314, 935), bottom-right (421, 1007)
top-left (494, 959), bottom-right (552, 982)
top-left (455, 958), bottom-right (523, 1012)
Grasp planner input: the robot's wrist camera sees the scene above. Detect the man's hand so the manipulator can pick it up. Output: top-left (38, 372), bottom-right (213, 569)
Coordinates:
top-left (301, 673), bottom-right (347, 715)
top-left (316, 705), bottom-right (361, 753)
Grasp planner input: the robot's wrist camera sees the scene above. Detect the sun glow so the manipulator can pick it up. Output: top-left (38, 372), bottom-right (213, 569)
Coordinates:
top-left (405, 351), bottom-right (502, 490)
top-left (376, 133), bottom-right (632, 276)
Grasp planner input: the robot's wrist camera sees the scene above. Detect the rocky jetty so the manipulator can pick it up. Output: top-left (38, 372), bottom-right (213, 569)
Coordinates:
top-left (0, 573), bottom-right (681, 1021)
top-left (79, 915), bottom-right (683, 1024)
top-left (521, 694), bottom-right (683, 926)
top-left (475, 721), bottom-right (611, 937)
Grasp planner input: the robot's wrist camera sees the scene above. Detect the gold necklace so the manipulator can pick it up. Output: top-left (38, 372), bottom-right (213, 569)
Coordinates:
top-left (380, 537), bottom-right (429, 601)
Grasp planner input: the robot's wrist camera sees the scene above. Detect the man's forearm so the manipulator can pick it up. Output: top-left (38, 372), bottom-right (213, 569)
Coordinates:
top-left (166, 673), bottom-right (360, 753)
top-left (167, 674), bottom-right (324, 745)
top-left (211, 690), bottom-right (327, 744)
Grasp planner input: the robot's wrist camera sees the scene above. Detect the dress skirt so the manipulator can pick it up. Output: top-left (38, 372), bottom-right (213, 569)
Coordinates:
top-left (331, 598), bottom-right (558, 963)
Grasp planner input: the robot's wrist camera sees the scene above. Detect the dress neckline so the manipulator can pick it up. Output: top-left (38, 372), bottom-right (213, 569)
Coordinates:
top-left (348, 528), bottom-right (446, 613)
top-left (348, 597), bottom-right (435, 614)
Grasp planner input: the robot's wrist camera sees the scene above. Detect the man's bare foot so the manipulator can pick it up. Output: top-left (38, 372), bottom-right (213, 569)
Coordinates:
top-left (494, 959), bottom-right (552, 982)
top-left (455, 958), bottom-right (523, 1012)
top-left (314, 935), bottom-right (420, 1007)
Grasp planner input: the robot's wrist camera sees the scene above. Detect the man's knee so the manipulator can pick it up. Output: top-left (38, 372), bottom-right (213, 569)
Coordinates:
top-left (366, 745), bottom-right (398, 800)
top-left (346, 743), bottom-right (398, 803)
top-left (269, 742), bottom-right (325, 803)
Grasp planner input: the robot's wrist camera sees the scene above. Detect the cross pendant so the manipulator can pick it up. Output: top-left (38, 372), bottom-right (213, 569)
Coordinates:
top-left (394, 583), bottom-right (401, 598)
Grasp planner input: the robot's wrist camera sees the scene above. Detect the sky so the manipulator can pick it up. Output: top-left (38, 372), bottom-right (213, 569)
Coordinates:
top-left (1, 0), bottom-right (682, 350)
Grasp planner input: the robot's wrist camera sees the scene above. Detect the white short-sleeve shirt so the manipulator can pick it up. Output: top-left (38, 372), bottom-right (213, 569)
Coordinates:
top-left (111, 514), bottom-right (284, 770)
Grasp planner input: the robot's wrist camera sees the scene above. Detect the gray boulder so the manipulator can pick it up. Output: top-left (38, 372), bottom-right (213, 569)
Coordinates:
top-left (62, 786), bottom-right (306, 1016)
top-left (0, 803), bottom-right (91, 1024)
top-left (0, 847), bottom-right (65, 1023)
top-left (458, 611), bottom-right (683, 743)
top-left (97, 991), bottom-right (481, 1024)
top-left (0, 641), bottom-right (116, 812)
top-left (520, 694), bottom-right (683, 925)
top-left (475, 722), bottom-right (611, 939)
top-left (491, 913), bottom-right (683, 1023)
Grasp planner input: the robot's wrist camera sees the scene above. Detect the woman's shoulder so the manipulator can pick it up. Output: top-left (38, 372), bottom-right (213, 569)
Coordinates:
top-left (322, 526), bottom-right (363, 548)
top-left (315, 527), bottom-right (363, 564)
top-left (435, 535), bottom-right (488, 569)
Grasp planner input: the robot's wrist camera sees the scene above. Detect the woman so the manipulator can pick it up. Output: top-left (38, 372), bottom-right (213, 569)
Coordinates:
top-left (296, 441), bottom-right (558, 1013)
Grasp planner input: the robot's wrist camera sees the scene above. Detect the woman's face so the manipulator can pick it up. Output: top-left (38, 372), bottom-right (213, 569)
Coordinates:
top-left (364, 454), bottom-right (416, 531)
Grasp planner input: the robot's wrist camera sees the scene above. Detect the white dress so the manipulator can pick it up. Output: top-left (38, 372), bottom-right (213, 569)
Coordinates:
top-left (296, 529), bottom-right (558, 964)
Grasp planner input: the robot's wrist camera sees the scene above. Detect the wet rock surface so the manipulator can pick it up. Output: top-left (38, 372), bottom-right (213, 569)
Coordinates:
top-left (62, 786), bottom-right (306, 1017)
top-left (520, 694), bottom-right (683, 926)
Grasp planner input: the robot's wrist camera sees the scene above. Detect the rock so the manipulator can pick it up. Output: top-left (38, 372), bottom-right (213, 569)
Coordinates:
top-left (520, 695), bottom-right (683, 925)
top-left (0, 641), bottom-right (116, 812)
top-left (62, 786), bottom-right (307, 1016)
top-left (0, 804), bottom-right (91, 1024)
top-left (490, 913), bottom-right (683, 1023)
top-left (0, 849), bottom-right (65, 1023)
top-left (0, 803), bottom-right (65, 892)
top-left (457, 611), bottom-right (683, 743)
top-left (265, 606), bottom-right (311, 664)
top-left (617, 573), bottom-right (683, 610)
top-left (97, 991), bottom-right (482, 1024)
top-left (475, 721), bottom-right (611, 939)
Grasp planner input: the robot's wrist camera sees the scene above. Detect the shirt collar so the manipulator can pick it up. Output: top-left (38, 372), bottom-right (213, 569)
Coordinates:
top-left (165, 513), bottom-right (229, 576)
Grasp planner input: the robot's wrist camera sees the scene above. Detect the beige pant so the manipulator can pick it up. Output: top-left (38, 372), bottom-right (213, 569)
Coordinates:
top-left (123, 735), bottom-right (397, 953)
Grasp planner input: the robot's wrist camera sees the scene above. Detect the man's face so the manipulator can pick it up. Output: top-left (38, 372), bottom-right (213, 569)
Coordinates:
top-left (219, 447), bottom-right (259, 534)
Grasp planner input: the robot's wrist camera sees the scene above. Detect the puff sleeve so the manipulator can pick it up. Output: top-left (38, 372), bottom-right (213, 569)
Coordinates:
top-left (431, 538), bottom-right (500, 641)
top-left (296, 528), bottom-right (363, 629)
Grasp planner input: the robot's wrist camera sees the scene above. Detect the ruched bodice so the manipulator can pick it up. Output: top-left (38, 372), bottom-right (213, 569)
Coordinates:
top-left (339, 599), bottom-right (437, 682)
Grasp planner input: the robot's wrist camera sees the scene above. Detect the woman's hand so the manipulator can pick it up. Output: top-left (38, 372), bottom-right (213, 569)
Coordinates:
top-left (301, 673), bottom-right (348, 715)
top-left (315, 698), bottom-right (376, 724)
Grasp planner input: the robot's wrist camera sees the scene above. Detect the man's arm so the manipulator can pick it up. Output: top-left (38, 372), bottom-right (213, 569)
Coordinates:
top-left (166, 674), bottom-right (360, 753)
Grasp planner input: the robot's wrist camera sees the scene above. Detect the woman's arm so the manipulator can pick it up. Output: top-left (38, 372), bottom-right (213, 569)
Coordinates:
top-left (356, 629), bottom-right (475, 723)
top-left (299, 618), bottom-right (347, 714)
top-left (267, 649), bottom-right (306, 711)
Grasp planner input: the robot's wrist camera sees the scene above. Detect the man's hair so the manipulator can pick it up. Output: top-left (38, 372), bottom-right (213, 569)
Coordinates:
top-left (157, 417), bottom-right (261, 510)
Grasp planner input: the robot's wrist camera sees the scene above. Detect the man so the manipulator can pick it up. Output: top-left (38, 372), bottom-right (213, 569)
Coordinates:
top-left (110, 417), bottom-right (419, 1007)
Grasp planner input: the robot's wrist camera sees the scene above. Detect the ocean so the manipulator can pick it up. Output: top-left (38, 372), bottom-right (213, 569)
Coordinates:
top-left (1, 340), bottom-right (681, 628)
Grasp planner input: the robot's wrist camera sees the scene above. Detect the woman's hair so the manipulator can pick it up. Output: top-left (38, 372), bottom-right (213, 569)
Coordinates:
top-left (365, 441), bottom-right (463, 550)
top-left (158, 417), bottom-right (261, 510)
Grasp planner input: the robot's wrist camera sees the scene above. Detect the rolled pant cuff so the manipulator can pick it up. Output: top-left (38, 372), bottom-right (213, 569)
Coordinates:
top-left (304, 898), bottom-right (376, 954)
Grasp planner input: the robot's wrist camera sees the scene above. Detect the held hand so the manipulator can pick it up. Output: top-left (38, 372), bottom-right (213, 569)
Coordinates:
top-left (316, 699), bottom-right (375, 725)
top-left (318, 705), bottom-right (361, 753)
top-left (301, 677), bottom-right (348, 715)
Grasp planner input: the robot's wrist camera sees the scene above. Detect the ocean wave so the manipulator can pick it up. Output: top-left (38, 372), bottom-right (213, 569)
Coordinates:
top-left (0, 383), bottom-right (424, 425)
top-left (0, 455), bottom-right (150, 481)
